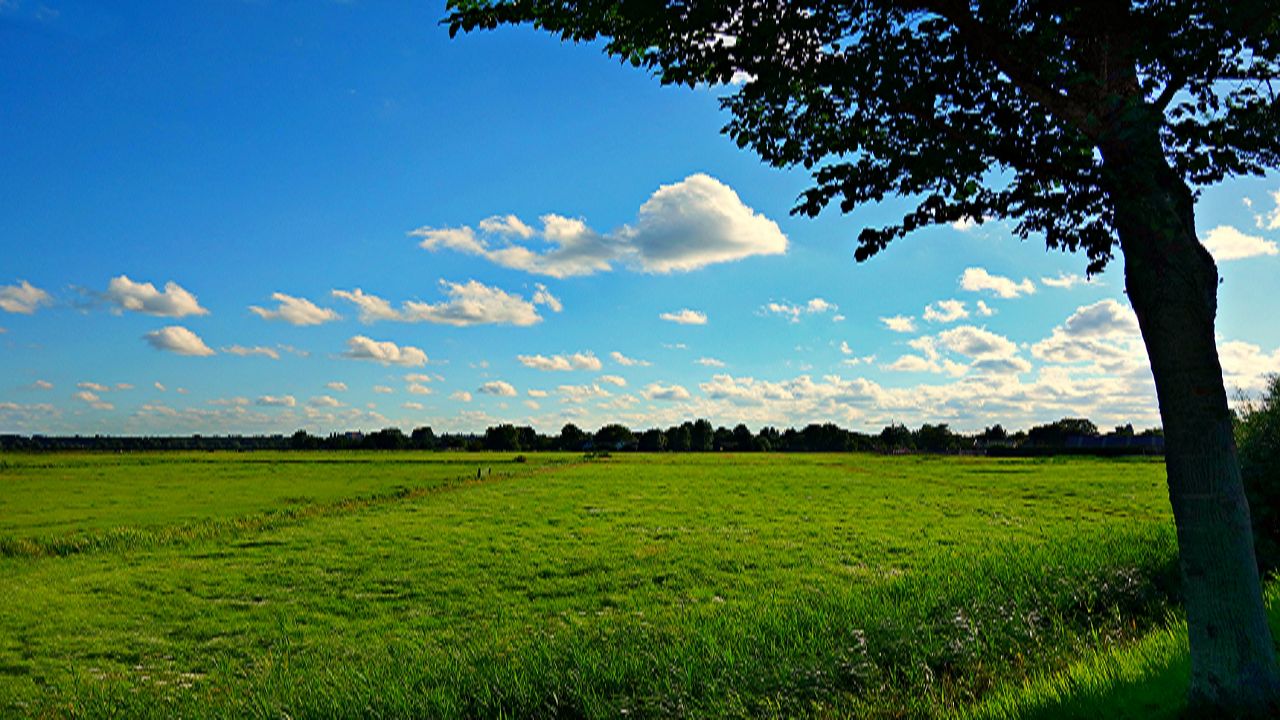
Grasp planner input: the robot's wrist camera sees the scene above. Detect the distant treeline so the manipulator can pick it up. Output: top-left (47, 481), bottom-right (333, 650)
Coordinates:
top-left (0, 417), bottom-right (1164, 455)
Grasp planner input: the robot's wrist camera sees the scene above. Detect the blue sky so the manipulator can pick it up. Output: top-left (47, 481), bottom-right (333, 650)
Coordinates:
top-left (2, 0), bottom-right (1278, 436)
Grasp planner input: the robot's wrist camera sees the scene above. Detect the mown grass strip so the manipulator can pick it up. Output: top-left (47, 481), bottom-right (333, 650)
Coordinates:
top-left (0, 459), bottom-right (578, 559)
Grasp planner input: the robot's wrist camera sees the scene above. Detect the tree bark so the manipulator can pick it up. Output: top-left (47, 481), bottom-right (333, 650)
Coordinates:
top-left (1100, 125), bottom-right (1280, 716)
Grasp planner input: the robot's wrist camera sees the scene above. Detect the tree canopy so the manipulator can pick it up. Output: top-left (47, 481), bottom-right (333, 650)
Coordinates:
top-left (448, 1), bottom-right (1278, 274)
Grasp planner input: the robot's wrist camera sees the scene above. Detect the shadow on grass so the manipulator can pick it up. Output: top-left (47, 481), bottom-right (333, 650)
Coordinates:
top-left (959, 581), bottom-right (1280, 720)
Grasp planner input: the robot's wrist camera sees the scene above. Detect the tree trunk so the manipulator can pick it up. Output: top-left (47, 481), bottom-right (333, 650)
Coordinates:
top-left (1101, 127), bottom-right (1279, 716)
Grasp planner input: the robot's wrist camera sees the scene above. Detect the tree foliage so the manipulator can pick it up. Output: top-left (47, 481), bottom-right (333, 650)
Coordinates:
top-left (1238, 375), bottom-right (1280, 576)
top-left (447, 0), bottom-right (1279, 274)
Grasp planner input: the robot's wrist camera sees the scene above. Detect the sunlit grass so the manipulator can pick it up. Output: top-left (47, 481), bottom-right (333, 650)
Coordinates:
top-left (0, 452), bottom-right (1211, 718)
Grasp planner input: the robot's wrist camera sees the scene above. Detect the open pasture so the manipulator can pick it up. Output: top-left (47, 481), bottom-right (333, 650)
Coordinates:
top-left (0, 451), bottom-right (1242, 718)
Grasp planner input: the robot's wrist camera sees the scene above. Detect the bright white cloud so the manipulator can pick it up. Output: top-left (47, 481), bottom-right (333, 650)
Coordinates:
top-left (105, 275), bottom-right (208, 317)
top-left (222, 345), bottom-right (280, 360)
top-left (249, 293), bottom-right (340, 325)
top-left (696, 357), bottom-right (726, 367)
top-left (599, 375), bottom-right (627, 387)
top-left (960, 267), bottom-right (1036, 298)
top-left (451, 391), bottom-right (472, 402)
top-left (923, 299), bottom-right (969, 323)
top-left (0, 280), bottom-right (52, 314)
top-left (976, 300), bottom-right (995, 317)
top-left (531, 284), bottom-right (563, 312)
top-left (880, 315), bottom-right (917, 333)
top-left (478, 380), bottom-right (518, 397)
top-left (73, 390), bottom-right (113, 410)
top-left (1200, 225), bottom-right (1279, 262)
top-left (144, 326), bottom-right (215, 356)
top-left (936, 325), bottom-right (1019, 359)
top-left (373, 385), bottom-right (394, 394)
top-left (1041, 273), bottom-right (1091, 290)
top-left (557, 384), bottom-right (612, 403)
top-left (1261, 190), bottom-right (1280, 231)
top-left (517, 352), bottom-right (602, 372)
top-left (403, 402), bottom-right (426, 411)
top-left (256, 395), bottom-right (297, 408)
top-left (610, 351), bottom-right (651, 367)
top-left (642, 382), bottom-right (691, 401)
top-left (406, 383), bottom-right (433, 395)
top-left (77, 381), bottom-right (110, 393)
top-left (333, 280), bottom-right (544, 327)
top-left (660, 308), bottom-right (707, 325)
top-left (326, 382), bottom-right (348, 392)
top-left (412, 174), bottom-right (787, 277)
top-left (1219, 340), bottom-right (1280, 393)
top-left (33, 380), bottom-right (54, 390)
top-left (762, 298), bottom-right (839, 322)
top-left (309, 395), bottom-right (342, 408)
top-left (341, 335), bottom-right (428, 367)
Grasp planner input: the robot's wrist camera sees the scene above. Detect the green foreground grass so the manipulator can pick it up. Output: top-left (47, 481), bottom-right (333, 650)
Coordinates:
top-left (0, 451), bottom-right (1266, 718)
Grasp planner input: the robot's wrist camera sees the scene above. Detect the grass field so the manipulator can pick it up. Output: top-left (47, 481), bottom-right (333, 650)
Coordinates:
top-left (0, 451), bottom-right (1273, 718)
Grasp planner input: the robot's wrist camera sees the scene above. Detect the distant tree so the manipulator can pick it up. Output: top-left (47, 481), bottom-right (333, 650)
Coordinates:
top-left (558, 423), bottom-right (587, 451)
top-left (690, 419), bottom-right (714, 452)
top-left (1237, 375), bottom-right (1280, 577)
top-left (980, 424), bottom-right (1008, 442)
top-left (666, 424), bottom-right (692, 452)
top-left (410, 426), bottom-right (437, 450)
top-left (594, 423), bottom-right (636, 450)
top-left (448, 1), bottom-right (1280, 707)
top-left (756, 426), bottom-right (781, 452)
top-left (1028, 417), bottom-right (1100, 446)
top-left (915, 423), bottom-right (958, 453)
top-left (638, 427), bottom-right (668, 452)
top-left (732, 423), bottom-right (754, 452)
top-left (1114, 423), bottom-right (1137, 437)
top-left (516, 425), bottom-right (542, 451)
top-left (484, 424), bottom-right (522, 451)
top-left (712, 425), bottom-right (734, 451)
top-left (365, 427), bottom-right (408, 450)
top-left (290, 429), bottom-right (317, 450)
top-left (878, 424), bottom-right (914, 452)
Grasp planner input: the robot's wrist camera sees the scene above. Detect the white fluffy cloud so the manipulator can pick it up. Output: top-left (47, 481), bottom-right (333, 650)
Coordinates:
top-left (0, 280), bottom-right (52, 314)
top-left (256, 395), bottom-right (297, 408)
top-left (222, 345), bottom-right (280, 360)
top-left (309, 395), bottom-right (342, 408)
top-left (531, 284), bottom-right (563, 312)
top-left (517, 352), bottom-right (602, 372)
top-left (333, 280), bottom-right (544, 326)
top-left (451, 391), bottom-right (473, 402)
top-left (557, 384), bottom-right (612, 403)
top-left (660, 308), bottom-right (707, 325)
top-left (144, 326), bottom-right (215, 356)
top-left (1200, 225), bottom-right (1279, 262)
top-left (1041, 273), bottom-right (1091, 290)
top-left (341, 335), bottom-right (428, 367)
top-left (478, 380), bottom-right (518, 397)
top-left (105, 275), bottom-right (208, 317)
top-left (761, 298), bottom-right (839, 322)
top-left (923, 299), bottom-right (968, 323)
top-left (249, 293), bottom-right (340, 325)
top-left (611, 351), bottom-right (651, 367)
top-left (73, 390), bottom-right (113, 410)
top-left (960, 267), bottom-right (1036, 298)
top-left (411, 174), bottom-right (787, 277)
top-left (642, 382), bottom-right (691, 401)
top-left (1219, 340), bottom-right (1280, 393)
top-left (598, 375), bottom-right (628, 387)
top-left (696, 357), bottom-right (726, 367)
top-left (326, 381), bottom-right (348, 392)
top-left (880, 315), bottom-right (917, 333)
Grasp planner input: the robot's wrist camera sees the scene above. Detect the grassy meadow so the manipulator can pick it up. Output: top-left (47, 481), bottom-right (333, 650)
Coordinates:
top-left (0, 451), bottom-right (1274, 718)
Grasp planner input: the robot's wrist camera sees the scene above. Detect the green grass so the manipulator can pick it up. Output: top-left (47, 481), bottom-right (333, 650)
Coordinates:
top-left (0, 451), bottom-right (1221, 718)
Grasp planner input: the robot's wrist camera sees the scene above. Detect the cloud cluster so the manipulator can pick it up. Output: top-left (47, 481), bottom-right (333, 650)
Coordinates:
top-left (1200, 226), bottom-right (1278, 262)
top-left (0, 280), bottom-right (52, 314)
top-left (660, 308), bottom-right (707, 325)
top-left (411, 174), bottom-right (787, 277)
top-left (880, 315), bottom-right (917, 333)
top-left (960, 267), bottom-right (1036, 298)
top-left (761, 298), bottom-right (839, 322)
top-left (517, 352), bottom-right (602, 372)
top-left (333, 280), bottom-right (545, 327)
top-left (250, 293), bottom-right (340, 325)
top-left (105, 276), bottom-right (208, 317)
top-left (610, 351), bottom-right (651, 367)
top-left (922, 299), bottom-right (968, 323)
top-left (342, 336), bottom-right (428, 367)
top-left (478, 381), bottom-right (518, 397)
top-left (144, 326), bottom-right (215, 356)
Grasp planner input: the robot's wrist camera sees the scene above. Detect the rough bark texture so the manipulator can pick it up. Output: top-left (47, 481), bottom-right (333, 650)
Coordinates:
top-left (1101, 124), bottom-right (1280, 716)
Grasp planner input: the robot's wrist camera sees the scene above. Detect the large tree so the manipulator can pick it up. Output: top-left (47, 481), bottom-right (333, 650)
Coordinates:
top-left (446, 0), bottom-right (1280, 713)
